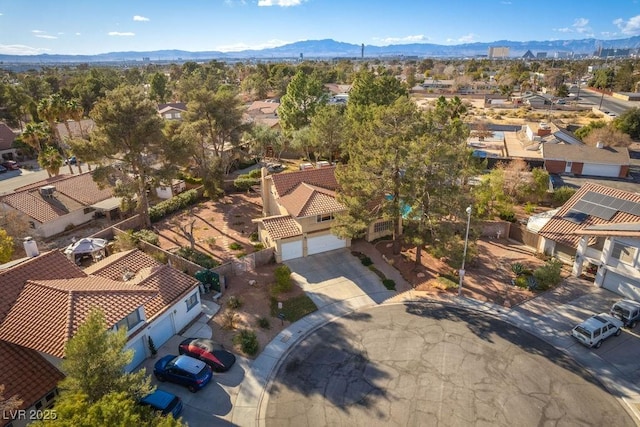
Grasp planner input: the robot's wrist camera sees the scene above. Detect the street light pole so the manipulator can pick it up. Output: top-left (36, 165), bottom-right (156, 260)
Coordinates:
top-left (458, 206), bottom-right (472, 297)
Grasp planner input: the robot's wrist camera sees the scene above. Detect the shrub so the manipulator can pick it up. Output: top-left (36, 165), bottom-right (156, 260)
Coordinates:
top-left (382, 279), bottom-right (396, 290)
top-left (533, 258), bottom-right (564, 291)
top-left (552, 186), bottom-right (576, 205)
top-left (249, 231), bottom-right (259, 242)
top-left (498, 209), bottom-right (516, 222)
top-left (524, 202), bottom-right (536, 215)
top-left (114, 230), bottom-right (138, 251)
top-left (132, 229), bottom-right (160, 246)
top-left (227, 295), bottom-right (243, 309)
top-left (150, 251), bottom-right (168, 264)
top-left (233, 329), bottom-right (259, 356)
top-left (149, 189), bottom-right (201, 222)
top-left (257, 317), bottom-right (271, 329)
top-left (273, 265), bottom-right (293, 294)
top-left (248, 168), bottom-right (262, 178)
top-left (222, 311), bottom-right (239, 330)
top-left (175, 246), bottom-right (219, 269)
top-left (511, 262), bottom-right (525, 276)
top-left (233, 175), bottom-right (260, 191)
top-left (229, 242), bottom-right (243, 251)
top-left (253, 243), bottom-right (265, 251)
top-left (205, 236), bottom-right (217, 247)
top-left (361, 256), bottom-right (373, 266)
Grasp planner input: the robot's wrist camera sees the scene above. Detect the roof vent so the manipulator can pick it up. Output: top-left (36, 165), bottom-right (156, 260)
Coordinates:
top-left (596, 141), bottom-right (605, 149)
top-left (40, 185), bottom-right (56, 198)
top-left (122, 268), bottom-right (135, 282)
top-left (23, 237), bottom-right (39, 258)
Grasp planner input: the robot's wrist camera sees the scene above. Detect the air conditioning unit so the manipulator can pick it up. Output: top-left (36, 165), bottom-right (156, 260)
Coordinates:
top-left (40, 185), bottom-right (56, 198)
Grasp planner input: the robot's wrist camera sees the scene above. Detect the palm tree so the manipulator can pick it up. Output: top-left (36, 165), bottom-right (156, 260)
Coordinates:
top-left (21, 121), bottom-right (50, 153)
top-left (37, 94), bottom-right (74, 174)
top-left (38, 145), bottom-right (64, 177)
top-left (60, 99), bottom-right (83, 173)
top-left (68, 98), bottom-right (90, 171)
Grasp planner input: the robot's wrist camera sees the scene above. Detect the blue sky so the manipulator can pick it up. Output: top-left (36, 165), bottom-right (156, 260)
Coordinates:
top-left (1, 0), bottom-right (639, 55)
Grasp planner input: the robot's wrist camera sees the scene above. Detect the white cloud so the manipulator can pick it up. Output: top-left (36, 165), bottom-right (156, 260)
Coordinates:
top-left (75, 32), bottom-right (81, 36)
top-left (57, 32), bottom-right (64, 35)
top-left (457, 33), bottom-right (476, 43)
top-left (215, 39), bottom-right (289, 52)
top-left (31, 30), bottom-right (44, 34)
top-left (553, 17), bottom-right (591, 34)
top-left (600, 31), bottom-right (617, 38)
top-left (133, 15), bottom-right (149, 22)
top-left (258, 0), bottom-right (303, 6)
top-left (108, 31), bottom-right (135, 36)
top-left (614, 15), bottom-right (640, 35)
top-left (372, 35), bottom-right (429, 44)
top-left (224, 0), bottom-right (247, 5)
top-left (35, 34), bottom-right (57, 39)
top-left (0, 44), bottom-right (51, 55)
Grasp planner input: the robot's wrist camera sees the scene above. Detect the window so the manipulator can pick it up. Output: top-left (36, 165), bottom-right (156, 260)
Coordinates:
top-left (611, 242), bottom-right (636, 265)
top-left (116, 309), bottom-right (143, 332)
top-left (374, 220), bottom-right (393, 233)
top-left (186, 293), bottom-right (199, 311)
top-left (316, 213), bottom-right (333, 223)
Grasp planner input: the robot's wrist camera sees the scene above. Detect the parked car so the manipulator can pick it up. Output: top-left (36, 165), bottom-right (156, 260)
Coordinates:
top-left (178, 338), bottom-right (236, 372)
top-left (610, 299), bottom-right (640, 328)
top-left (0, 165), bottom-right (6, 174)
top-left (140, 389), bottom-right (183, 418)
top-left (1, 160), bottom-right (19, 170)
top-left (154, 354), bottom-right (212, 392)
top-left (64, 156), bottom-right (77, 165)
top-left (571, 313), bottom-right (623, 348)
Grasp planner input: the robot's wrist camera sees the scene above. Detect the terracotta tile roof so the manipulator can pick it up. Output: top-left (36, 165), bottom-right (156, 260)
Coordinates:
top-left (1, 172), bottom-right (114, 222)
top-left (0, 340), bottom-right (64, 416)
top-left (0, 249), bottom-right (196, 358)
top-left (542, 144), bottom-right (630, 165)
top-left (0, 122), bottom-right (16, 151)
top-left (86, 249), bottom-right (198, 320)
top-left (259, 215), bottom-right (302, 239)
top-left (538, 182), bottom-right (640, 248)
top-left (270, 166), bottom-right (338, 197)
top-left (0, 278), bottom-right (156, 358)
top-left (279, 183), bottom-right (345, 217)
top-left (0, 251), bottom-right (86, 325)
top-left (55, 119), bottom-right (95, 140)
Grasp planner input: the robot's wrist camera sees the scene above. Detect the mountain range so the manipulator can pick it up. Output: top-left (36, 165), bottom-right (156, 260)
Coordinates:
top-left (1, 36), bottom-right (640, 64)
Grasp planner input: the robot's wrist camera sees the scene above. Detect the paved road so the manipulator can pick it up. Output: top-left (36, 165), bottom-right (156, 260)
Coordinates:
top-left (264, 303), bottom-right (636, 427)
top-left (577, 88), bottom-right (636, 116)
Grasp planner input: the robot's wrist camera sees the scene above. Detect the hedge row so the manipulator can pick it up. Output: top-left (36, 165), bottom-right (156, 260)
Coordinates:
top-left (149, 189), bottom-right (201, 222)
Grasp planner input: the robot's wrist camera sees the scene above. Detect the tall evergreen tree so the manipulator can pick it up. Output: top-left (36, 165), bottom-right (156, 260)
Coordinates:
top-left (278, 70), bottom-right (327, 136)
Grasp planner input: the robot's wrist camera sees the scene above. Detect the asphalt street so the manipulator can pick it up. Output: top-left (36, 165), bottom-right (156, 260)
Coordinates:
top-left (264, 303), bottom-right (636, 427)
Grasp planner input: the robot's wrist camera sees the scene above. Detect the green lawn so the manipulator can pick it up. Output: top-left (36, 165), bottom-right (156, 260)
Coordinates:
top-left (270, 294), bottom-right (317, 322)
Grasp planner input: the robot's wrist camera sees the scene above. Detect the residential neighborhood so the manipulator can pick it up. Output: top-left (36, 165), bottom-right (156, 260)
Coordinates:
top-left (2, 45), bottom-right (640, 426)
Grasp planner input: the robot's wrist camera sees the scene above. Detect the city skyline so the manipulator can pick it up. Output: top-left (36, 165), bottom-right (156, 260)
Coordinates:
top-left (0, 0), bottom-right (639, 56)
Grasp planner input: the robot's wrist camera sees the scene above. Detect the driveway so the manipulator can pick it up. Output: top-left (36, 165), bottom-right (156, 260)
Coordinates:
top-left (285, 248), bottom-right (397, 308)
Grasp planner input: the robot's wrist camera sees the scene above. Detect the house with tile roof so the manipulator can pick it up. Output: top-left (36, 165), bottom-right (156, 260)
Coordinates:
top-left (0, 172), bottom-right (120, 238)
top-left (55, 119), bottom-right (95, 140)
top-left (542, 142), bottom-right (630, 178)
top-left (243, 99), bottom-right (280, 130)
top-left (0, 122), bottom-right (17, 162)
top-left (0, 248), bottom-right (201, 373)
top-left (255, 166), bottom-right (350, 262)
top-left (537, 182), bottom-right (640, 299)
top-left (0, 340), bottom-right (64, 427)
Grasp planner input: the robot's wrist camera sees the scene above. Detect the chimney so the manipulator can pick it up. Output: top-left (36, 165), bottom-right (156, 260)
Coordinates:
top-left (23, 237), bottom-right (39, 257)
top-left (596, 141), bottom-right (605, 149)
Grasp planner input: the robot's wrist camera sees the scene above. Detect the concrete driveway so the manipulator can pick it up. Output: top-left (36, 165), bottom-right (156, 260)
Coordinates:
top-left (285, 248), bottom-right (398, 308)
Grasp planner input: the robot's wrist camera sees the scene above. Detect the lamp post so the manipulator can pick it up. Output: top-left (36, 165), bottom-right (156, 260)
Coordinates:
top-left (458, 206), bottom-right (472, 297)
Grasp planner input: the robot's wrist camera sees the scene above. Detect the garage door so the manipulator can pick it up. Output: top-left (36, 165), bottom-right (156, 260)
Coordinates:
top-left (307, 234), bottom-right (346, 256)
top-left (281, 240), bottom-right (303, 261)
top-left (602, 270), bottom-right (640, 300)
top-left (150, 314), bottom-right (174, 348)
top-left (581, 164), bottom-right (620, 177)
top-left (125, 336), bottom-right (147, 372)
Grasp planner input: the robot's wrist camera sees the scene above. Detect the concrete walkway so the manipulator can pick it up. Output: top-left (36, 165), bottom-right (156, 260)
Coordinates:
top-left (230, 242), bottom-right (640, 426)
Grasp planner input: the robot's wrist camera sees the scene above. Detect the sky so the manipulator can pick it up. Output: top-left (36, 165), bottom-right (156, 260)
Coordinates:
top-left (1, 0), bottom-right (640, 55)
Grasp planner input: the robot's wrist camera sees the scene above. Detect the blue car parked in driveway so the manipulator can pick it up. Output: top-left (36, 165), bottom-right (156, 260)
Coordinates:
top-left (140, 389), bottom-right (183, 418)
top-left (154, 354), bottom-right (212, 392)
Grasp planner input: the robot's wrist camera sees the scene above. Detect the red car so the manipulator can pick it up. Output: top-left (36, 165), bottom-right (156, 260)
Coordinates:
top-left (1, 161), bottom-right (19, 170)
top-left (178, 338), bottom-right (236, 372)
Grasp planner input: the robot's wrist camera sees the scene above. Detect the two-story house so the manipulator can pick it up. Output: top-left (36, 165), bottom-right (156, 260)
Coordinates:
top-left (537, 182), bottom-right (640, 299)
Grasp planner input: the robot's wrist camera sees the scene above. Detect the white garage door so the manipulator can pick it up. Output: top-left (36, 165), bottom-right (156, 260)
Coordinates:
top-left (281, 240), bottom-right (303, 261)
top-left (125, 336), bottom-right (147, 372)
top-left (307, 234), bottom-right (346, 256)
top-left (150, 314), bottom-right (175, 348)
top-left (602, 270), bottom-right (640, 300)
top-left (581, 163), bottom-right (620, 177)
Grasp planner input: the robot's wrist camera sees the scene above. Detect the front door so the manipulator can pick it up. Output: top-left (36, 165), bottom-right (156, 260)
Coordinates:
top-left (565, 161), bottom-right (573, 173)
